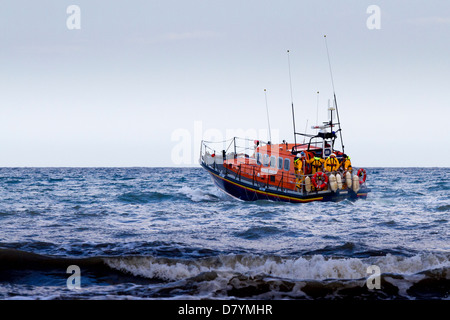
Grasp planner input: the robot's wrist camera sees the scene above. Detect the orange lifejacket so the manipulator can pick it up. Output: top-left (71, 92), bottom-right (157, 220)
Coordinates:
top-left (324, 156), bottom-right (339, 172)
top-left (341, 158), bottom-right (352, 171)
top-left (307, 157), bottom-right (324, 174)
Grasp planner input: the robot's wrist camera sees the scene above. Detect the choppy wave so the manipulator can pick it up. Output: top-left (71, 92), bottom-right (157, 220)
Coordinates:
top-left (0, 167), bottom-right (449, 300)
top-left (117, 191), bottom-right (175, 204)
top-left (436, 204), bottom-right (450, 212)
top-left (234, 226), bottom-right (284, 240)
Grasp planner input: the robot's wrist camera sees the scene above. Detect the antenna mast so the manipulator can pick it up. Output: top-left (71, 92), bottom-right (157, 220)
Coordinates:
top-left (316, 91), bottom-right (320, 127)
top-left (264, 89), bottom-right (272, 143)
top-left (324, 35), bottom-right (345, 153)
top-left (287, 50), bottom-right (297, 146)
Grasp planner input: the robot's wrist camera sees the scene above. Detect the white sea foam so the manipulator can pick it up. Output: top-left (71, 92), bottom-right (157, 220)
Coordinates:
top-left (104, 253), bottom-right (450, 282)
top-left (179, 186), bottom-right (223, 202)
top-left (105, 256), bottom-right (207, 281)
top-left (372, 252), bottom-right (449, 275)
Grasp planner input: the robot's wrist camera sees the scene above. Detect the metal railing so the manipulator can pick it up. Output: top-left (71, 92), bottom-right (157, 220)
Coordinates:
top-left (200, 137), bottom-right (268, 166)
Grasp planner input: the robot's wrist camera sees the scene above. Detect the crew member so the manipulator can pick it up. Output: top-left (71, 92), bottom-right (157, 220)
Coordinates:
top-left (324, 153), bottom-right (339, 172)
top-left (340, 154), bottom-right (352, 172)
top-left (294, 156), bottom-right (301, 175)
top-left (306, 156), bottom-right (325, 174)
top-left (294, 155), bottom-right (305, 191)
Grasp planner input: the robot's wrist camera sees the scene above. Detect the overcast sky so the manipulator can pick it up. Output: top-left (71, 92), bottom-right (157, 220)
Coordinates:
top-left (0, 0), bottom-right (449, 167)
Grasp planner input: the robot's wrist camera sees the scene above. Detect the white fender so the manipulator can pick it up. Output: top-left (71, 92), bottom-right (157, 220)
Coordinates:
top-left (345, 171), bottom-right (352, 189)
top-left (329, 174), bottom-right (338, 192)
top-left (304, 176), bottom-right (311, 193)
top-left (336, 173), bottom-right (343, 190)
top-left (352, 174), bottom-right (360, 193)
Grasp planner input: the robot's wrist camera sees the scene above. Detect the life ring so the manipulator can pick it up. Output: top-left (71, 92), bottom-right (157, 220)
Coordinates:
top-left (357, 168), bottom-right (367, 184)
top-left (311, 171), bottom-right (328, 190)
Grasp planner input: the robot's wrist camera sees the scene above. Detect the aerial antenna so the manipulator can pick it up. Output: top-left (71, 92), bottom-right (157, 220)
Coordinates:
top-left (316, 91), bottom-right (320, 127)
top-left (302, 119), bottom-right (308, 143)
top-left (264, 89), bottom-right (272, 143)
top-left (287, 49), bottom-right (297, 146)
top-left (324, 35), bottom-right (345, 153)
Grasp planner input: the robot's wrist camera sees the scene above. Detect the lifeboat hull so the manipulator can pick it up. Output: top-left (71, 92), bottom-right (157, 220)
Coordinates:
top-left (201, 163), bottom-right (369, 203)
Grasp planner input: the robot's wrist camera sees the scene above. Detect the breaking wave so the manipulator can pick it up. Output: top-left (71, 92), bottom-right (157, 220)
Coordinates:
top-left (116, 187), bottom-right (224, 204)
top-left (104, 253), bottom-right (449, 282)
top-left (105, 252), bottom-right (450, 299)
top-left (1, 248), bottom-right (448, 299)
top-left (178, 186), bottom-right (223, 202)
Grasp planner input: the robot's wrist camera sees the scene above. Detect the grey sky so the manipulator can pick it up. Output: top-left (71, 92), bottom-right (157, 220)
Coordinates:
top-left (0, 1), bottom-right (449, 167)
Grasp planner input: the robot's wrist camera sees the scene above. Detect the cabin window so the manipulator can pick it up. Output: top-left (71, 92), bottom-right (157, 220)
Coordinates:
top-left (277, 157), bottom-right (283, 170)
top-left (284, 158), bottom-right (290, 171)
top-left (263, 154), bottom-right (270, 167)
top-left (270, 156), bottom-right (276, 168)
top-left (256, 153), bottom-right (262, 165)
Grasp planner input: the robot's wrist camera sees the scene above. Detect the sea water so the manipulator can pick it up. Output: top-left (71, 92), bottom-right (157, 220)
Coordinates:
top-left (0, 167), bottom-right (448, 299)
